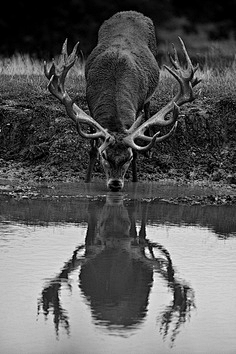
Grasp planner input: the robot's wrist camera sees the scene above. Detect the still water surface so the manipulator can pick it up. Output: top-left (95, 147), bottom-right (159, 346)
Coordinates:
top-left (0, 182), bottom-right (236, 354)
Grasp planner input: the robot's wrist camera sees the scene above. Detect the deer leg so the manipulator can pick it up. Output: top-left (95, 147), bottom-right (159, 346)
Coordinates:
top-left (85, 139), bottom-right (98, 183)
top-left (85, 204), bottom-right (98, 246)
top-left (139, 203), bottom-right (148, 241)
top-left (129, 201), bottom-right (138, 240)
top-left (132, 149), bottom-right (138, 182)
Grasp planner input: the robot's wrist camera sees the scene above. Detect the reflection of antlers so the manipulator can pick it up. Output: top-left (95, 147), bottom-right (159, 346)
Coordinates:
top-left (38, 198), bottom-right (195, 344)
top-left (158, 282), bottom-right (195, 345)
top-left (40, 281), bottom-right (70, 336)
top-left (38, 245), bottom-right (85, 335)
top-left (138, 239), bottom-right (195, 345)
top-left (130, 201), bottom-right (195, 344)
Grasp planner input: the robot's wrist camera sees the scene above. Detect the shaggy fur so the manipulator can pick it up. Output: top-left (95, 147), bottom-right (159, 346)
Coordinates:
top-left (85, 11), bottom-right (160, 133)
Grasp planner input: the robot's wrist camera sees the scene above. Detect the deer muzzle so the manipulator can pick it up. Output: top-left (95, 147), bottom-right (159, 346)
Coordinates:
top-left (107, 178), bottom-right (124, 191)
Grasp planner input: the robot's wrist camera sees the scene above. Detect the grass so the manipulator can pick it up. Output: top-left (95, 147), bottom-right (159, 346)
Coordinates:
top-left (0, 52), bottom-right (86, 96)
top-left (1, 37), bottom-right (236, 99)
top-left (0, 53), bottom-right (44, 76)
top-left (0, 52), bottom-right (85, 75)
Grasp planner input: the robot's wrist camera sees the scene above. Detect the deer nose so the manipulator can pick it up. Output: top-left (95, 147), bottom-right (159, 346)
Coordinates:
top-left (108, 179), bottom-right (123, 191)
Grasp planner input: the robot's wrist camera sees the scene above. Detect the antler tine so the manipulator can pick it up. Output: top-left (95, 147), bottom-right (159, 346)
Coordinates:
top-left (123, 129), bottom-right (160, 151)
top-left (168, 43), bottom-right (180, 70)
top-left (164, 37), bottom-right (202, 105)
top-left (43, 59), bottom-right (56, 80)
top-left (179, 37), bottom-right (201, 89)
top-left (44, 40), bottom-right (78, 101)
top-left (44, 39), bottom-right (113, 141)
top-left (57, 39), bottom-right (75, 68)
top-left (125, 114), bottom-right (143, 134)
top-left (60, 38), bottom-right (68, 63)
top-left (123, 103), bottom-right (180, 151)
top-left (164, 64), bottom-right (182, 85)
top-left (124, 121), bottom-right (178, 151)
top-left (178, 37), bottom-right (193, 74)
top-left (124, 38), bottom-right (200, 152)
top-left (192, 64), bottom-right (202, 88)
top-left (164, 37), bottom-right (201, 86)
top-left (55, 39), bottom-right (80, 92)
top-left (63, 93), bottom-right (111, 139)
top-left (68, 41), bottom-right (80, 63)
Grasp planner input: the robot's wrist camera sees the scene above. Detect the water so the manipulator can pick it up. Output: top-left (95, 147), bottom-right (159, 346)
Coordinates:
top-left (0, 182), bottom-right (236, 354)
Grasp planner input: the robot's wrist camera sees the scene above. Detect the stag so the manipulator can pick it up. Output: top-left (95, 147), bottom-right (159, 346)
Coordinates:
top-left (44, 11), bottom-right (200, 191)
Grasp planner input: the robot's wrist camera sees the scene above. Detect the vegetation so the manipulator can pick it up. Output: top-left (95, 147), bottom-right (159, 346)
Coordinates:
top-left (0, 38), bottom-right (236, 189)
top-left (1, 0), bottom-right (236, 57)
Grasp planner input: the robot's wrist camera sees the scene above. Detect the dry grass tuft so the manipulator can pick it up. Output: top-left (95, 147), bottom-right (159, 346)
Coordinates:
top-left (1, 40), bottom-right (236, 101)
top-left (0, 53), bottom-right (85, 75)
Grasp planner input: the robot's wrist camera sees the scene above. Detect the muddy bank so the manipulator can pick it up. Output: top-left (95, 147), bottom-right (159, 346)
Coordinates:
top-left (0, 76), bottom-right (236, 204)
top-left (0, 164), bottom-right (236, 205)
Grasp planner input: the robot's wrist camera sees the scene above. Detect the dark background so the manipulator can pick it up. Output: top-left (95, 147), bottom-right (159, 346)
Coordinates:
top-left (1, 0), bottom-right (236, 58)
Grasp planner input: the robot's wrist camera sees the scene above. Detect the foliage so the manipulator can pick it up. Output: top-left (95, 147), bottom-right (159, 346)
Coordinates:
top-left (1, 0), bottom-right (236, 57)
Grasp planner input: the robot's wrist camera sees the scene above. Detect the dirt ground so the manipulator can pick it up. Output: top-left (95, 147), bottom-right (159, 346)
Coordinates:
top-left (0, 77), bottom-right (236, 204)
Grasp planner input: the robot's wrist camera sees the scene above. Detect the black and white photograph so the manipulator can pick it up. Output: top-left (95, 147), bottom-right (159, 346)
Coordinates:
top-left (0, 1), bottom-right (236, 353)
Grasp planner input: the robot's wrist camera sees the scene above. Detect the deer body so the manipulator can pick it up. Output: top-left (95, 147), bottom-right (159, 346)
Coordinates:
top-left (44, 11), bottom-right (200, 191)
top-left (85, 11), bottom-right (160, 131)
top-left (84, 12), bottom-right (160, 189)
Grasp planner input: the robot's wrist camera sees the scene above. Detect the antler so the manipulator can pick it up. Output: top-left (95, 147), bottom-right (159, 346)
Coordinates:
top-left (44, 39), bottom-right (112, 141)
top-left (124, 37), bottom-right (201, 151)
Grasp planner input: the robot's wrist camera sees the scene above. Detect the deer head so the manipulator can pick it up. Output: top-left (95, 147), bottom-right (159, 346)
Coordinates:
top-left (44, 38), bottom-right (200, 191)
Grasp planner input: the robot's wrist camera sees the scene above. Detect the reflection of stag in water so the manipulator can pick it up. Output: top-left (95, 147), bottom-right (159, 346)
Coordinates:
top-left (38, 193), bottom-right (195, 344)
